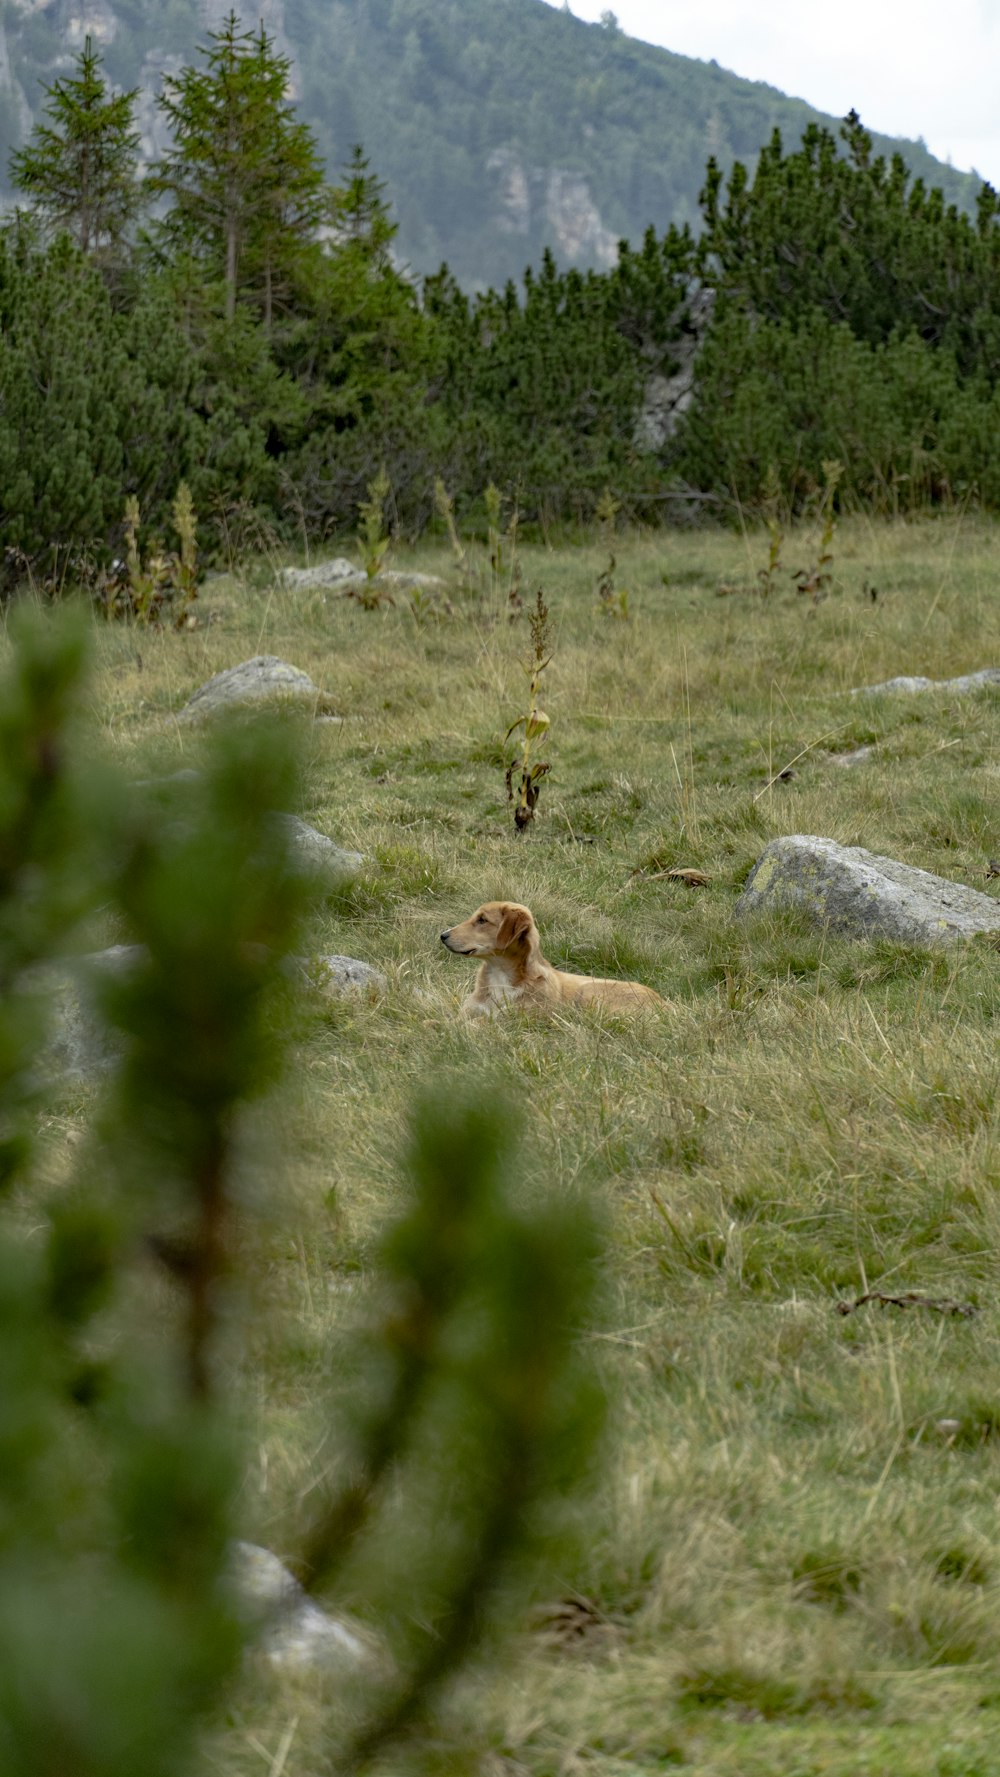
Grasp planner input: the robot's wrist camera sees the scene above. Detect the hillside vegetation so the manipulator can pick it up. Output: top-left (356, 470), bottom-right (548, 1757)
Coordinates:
top-left (15, 512), bottom-right (1000, 1775)
top-left (0, 0), bottom-right (981, 285)
top-left (6, 17), bottom-right (1000, 588)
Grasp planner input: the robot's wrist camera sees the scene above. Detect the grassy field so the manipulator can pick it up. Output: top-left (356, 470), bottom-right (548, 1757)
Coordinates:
top-left (45, 514), bottom-right (1000, 1773)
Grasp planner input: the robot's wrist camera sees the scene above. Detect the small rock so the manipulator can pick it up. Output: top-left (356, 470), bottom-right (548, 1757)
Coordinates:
top-left (737, 836), bottom-right (1000, 945)
top-left (227, 1541), bottom-right (373, 1674)
top-left (851, 667), bottom-right (1000, 697)
top-left (179, 656), bottom-right (320, 720)
top-left (828, 745), bottom-right (877, 768)
top-left (271, 814), bottom-right (363, 879)
top-left (278, 559), bottom-right (360, 591)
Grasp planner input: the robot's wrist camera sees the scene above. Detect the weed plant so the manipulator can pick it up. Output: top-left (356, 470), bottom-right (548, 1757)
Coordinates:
top-left (19, 512), bottom-right (1000, 1776)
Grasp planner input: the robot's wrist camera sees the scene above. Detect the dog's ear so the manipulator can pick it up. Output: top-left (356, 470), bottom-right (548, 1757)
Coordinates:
top-left (497, 904), bottom-right (532, 949)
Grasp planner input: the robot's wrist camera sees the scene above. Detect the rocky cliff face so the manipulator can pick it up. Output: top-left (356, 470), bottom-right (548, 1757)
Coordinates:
top-left (487, 147), bottom-right (619, 268)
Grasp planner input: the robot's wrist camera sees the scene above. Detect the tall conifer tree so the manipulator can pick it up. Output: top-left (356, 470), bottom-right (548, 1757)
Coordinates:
top-left (149, 12), bottom-right (326, 327)
top-left (8, 37), bottom-right (140, 258)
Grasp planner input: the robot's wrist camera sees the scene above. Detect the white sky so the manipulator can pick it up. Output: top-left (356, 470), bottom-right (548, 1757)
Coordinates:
top-left (542, 0), bottom-right (1000, 187)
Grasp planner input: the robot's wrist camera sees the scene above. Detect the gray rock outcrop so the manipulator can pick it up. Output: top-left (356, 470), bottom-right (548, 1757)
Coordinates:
top-left (851, 667), bottom-right (1000, 697)
top-left (486, 146), bottom-right (619, 266)
top-left (635, 287), bottom-right (716, 451)
top-left (179, 656), bottom-right (320, 720)
top-left (737, 836), bottom-right (1000, 945)
top-left (227, 1541), bottom-right (372, 1674)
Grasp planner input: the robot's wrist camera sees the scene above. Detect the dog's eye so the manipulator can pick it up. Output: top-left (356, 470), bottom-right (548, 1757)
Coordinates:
top-left (475, 914), bottom-right (487, 924)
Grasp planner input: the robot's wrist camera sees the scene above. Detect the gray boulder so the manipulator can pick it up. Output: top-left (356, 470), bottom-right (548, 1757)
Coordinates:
top-left (179, 656), bottom-right (320, 720)
top-left (227, 1541), bottom-right (373, 1674)
top-left (278, 558), bottom-right (360, 591)
top-left (851, 667), bottom-right (1000, 697)
top-left (737, 836), bottom-right (1000, 945)
top-left (271, 814), bottom-right (363, 879)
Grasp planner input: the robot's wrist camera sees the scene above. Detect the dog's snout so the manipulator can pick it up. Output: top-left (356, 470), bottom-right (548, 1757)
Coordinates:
top-left (440, 929), bottom-right (451, 945)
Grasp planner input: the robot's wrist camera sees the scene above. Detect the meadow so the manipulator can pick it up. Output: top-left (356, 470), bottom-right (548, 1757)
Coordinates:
top-left (48, 514), bottom-right (1000, 1774)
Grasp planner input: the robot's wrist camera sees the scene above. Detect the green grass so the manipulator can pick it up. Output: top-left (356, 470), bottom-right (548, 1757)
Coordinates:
top-left (26, 514), bottom-right (1000, 1773)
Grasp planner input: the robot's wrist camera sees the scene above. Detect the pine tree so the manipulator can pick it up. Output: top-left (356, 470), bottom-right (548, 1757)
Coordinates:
top-left (8, 36), bottom-right (140, 259)
top-left (149, 12), bottom-right (326, 327)
top-left (331, 144), bottom-right (398, 271)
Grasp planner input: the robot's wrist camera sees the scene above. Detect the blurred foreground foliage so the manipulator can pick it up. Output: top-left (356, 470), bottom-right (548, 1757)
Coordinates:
top-left (0, 610), bottom-right (603, 1774)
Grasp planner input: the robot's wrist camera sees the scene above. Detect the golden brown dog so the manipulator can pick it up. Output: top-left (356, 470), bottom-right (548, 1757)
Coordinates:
top-left (440, 900), bottom-right (664, 1018)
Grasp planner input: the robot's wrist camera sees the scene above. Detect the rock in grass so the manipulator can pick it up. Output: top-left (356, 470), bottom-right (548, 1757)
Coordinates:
top-left (179, 655), bottom-right (320, 720)
top-left (227, 1542), bottom-right (373, 1673)
top-left (271, 814), bottom-right (363, 878)
top-left (737, 836), bottom-right (1000, 945)
top-left (851, 667), bottom-right (1000, 696)
top-left (827, 745), bottom-right (877, 769)
top-left (295, 953), bottom-right (387, 995)
top-left (357, 569), bottom-right (449, 592)
top-left (278, 559), bottom-right (360, 591)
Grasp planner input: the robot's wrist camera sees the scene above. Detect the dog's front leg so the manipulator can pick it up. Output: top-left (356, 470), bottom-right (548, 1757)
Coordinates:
top-left (461, 995), bottom-right (493, 1019)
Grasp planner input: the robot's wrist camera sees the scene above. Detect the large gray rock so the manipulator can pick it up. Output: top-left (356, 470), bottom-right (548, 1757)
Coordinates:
top-left (271, 814), bottom-right (363, 879)
top-left (227, 1541), bottom-right (373, 1674)
top-left (298, 954), bottom-right (387, 995)
top-left (278, 558), bottom-right (360, 591)
top-left (179, 656), bottom-right (320, 720)
top-left (851, 667), bottom-right (1000, 697)
top-left (737, 836), bottom-right (1000, 945)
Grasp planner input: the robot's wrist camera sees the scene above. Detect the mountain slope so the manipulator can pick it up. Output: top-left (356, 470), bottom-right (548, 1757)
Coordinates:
top-left (0, 0), bottom-right (982, 287)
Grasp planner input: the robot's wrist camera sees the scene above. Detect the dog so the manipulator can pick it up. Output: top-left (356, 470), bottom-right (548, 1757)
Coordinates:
top-left (440, 900), bottom-right (664, 1018)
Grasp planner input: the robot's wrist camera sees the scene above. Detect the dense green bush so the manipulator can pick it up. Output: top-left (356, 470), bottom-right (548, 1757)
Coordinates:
top-left (679, 304), bottom-right (965, 511)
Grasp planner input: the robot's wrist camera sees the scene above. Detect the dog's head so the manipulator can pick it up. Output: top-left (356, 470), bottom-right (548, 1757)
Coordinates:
top-left (440, 901), bottom-right (537, 958)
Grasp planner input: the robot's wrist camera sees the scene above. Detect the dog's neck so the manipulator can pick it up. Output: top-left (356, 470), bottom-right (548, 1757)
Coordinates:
top-left (482, 934), bottom-right (545, 985)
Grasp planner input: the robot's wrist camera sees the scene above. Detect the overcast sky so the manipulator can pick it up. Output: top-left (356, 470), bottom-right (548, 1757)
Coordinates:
top-left (542, 0), bottom-right (1000, 187)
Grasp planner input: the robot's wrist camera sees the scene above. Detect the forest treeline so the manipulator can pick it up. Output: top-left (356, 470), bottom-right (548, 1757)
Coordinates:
top-left (6, 15), bottom-right (1000, 588)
